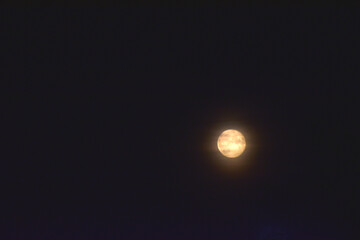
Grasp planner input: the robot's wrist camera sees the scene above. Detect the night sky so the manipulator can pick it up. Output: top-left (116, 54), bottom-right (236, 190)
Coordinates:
top-left (4, 9), bottom-right (359, 239)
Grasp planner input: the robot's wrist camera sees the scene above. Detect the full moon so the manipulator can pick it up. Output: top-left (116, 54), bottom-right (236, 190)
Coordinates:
top-left (217, 129), bottom-right (246, 158)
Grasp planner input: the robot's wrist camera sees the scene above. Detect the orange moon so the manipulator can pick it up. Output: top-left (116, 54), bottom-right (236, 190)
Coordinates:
top-left (217, 129), bottom-right (246, 158)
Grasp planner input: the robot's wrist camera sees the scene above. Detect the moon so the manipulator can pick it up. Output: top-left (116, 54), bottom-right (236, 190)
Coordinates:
top-left (217, 129), bottom-right (246, 158)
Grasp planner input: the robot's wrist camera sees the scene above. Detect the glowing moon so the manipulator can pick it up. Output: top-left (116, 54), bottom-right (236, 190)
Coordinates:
top-left (217, 129), bottom-right (246, 158)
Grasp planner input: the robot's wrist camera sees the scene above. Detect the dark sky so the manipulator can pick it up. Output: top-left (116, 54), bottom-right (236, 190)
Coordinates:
top-left (4, 9), bottom-right (359, 239)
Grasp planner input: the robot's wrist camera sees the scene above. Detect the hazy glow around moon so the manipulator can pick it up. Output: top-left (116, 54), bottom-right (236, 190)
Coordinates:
top-left (217, 129), bottom-right (246, 158)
